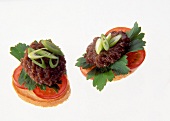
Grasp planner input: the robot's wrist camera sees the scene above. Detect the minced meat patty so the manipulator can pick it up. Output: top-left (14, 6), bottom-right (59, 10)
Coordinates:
top-left (21, 41), bottom-right (66, 86)
top-left (84, 31), bottom-right (130, 68)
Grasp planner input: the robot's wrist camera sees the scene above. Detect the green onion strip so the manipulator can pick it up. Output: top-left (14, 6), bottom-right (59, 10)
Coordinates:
top-left (95, 33), bottom-right (122, 54)
top-left (28, 47), bottom-right (59, 68)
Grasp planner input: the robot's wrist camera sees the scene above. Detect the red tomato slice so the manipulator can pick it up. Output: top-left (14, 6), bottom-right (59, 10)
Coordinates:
top-left (105, 27), bottom-right (131, 35)
top-left (126, 50), bottom-right (146, 71)
top-left (80, 27), bottom-right (131, 77)
top-left (80, 27), bottom-right (145, 76)
top-left (105, 27), bottom-right (145, 71)
top-left (33, 74), bottom-right (68, 99)
top-left (80, 66), bottom-right (94, 77)
top-left (13, 65), bottom-right (27, 89)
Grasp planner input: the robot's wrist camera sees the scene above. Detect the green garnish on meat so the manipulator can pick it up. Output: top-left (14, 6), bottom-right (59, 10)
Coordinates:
top-left (10, 43), bottom-right (29, 61)
top-left (75, 22), bottom-right (146, 91)
top-left (10, 40), bottom-right (61, 92)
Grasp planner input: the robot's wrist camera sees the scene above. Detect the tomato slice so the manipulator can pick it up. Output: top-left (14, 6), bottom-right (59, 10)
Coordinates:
top-left (33, 74), bottom-right (68, 99)
top-left (13, 65), bottom-right (68, 99)
top-left (80, 50), bottom-right (146, 76)
top-left (13, 65), bottom-right (27, 89)
top-left (80, 67), bottom-right (94, 79)
top-left (105, 27), bottom-right (131, 35)
top-left (80, 27), bottom-right (132, 77)
top-left (80, 27), bottom-right (145, 76)
top-left (126, 50), bottom-right (146, 71)
top-left (105, 27), bottom-right (145, 71)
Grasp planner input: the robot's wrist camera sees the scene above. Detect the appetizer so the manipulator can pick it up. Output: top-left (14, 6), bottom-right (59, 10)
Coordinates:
top-left (10, 39), bottom-right (71, 107)
top-left (76, 22), bottom-right (146, 91)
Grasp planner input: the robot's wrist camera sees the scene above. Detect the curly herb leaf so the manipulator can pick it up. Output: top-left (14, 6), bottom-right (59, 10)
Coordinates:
top-left (77, 55), bottom-right (130, 91)
top-left (126, 22), bottom-right (141, 39)
top-left (37, 84), bottom-right (46, 90)
top-left (49, 84), bottom-right (60, 93)
top-left (11, 42), bottom-right (60, 92)
top-left (19, 69), bottom-right (60, 92)
top-left (19, 69), bottom-right (36, 90)
top-left (110, 55), bottom-right (129, 75)
top-left (77, 56), bottom-right (129, 91)
top-left (76, 22), bottom-right (146, 91)
top-left (18, 69), bottom-right (27, 85)
top-left (75, 56), bottom-right (94, 69)
top-left (24, 76), bottom-right (36, 90)
top-left (87, 55), bottom-right (129, 78)
top-left (10, 43), bottom-right (29, 61)
top-left (129, 39), bottom-right (146, 52)
top-left (134, 33), bottom-right (145, 40)
top-left (126, 22), bottom-right (146, 52)
top-left (87, 67), bottom-right (96, 80)
top-left (93, 70), bottom-right (114, 91)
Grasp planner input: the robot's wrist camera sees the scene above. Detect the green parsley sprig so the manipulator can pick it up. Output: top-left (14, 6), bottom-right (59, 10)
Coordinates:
top-left (10, 43), bottom-right (29, 61)
top-left (10, 41), bottom-right (60, 92)
top-left (18, 69), bottom-right (36, 90)
top-left (75, 22), bottom-right (146, 91)
top-left (95, 34), bottom-right (122, 54)
top-left (76, 55), bottom-right (129, 91)
top-left (126, 22), bottom-right (146, 52)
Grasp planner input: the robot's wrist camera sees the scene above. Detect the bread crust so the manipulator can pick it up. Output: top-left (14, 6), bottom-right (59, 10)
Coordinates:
top-left (112, 71), bottom-right (133, 81)
top-left (80, 67), bottom-right (133, 81)
top-left (12, 78), bottom-right (71, 107)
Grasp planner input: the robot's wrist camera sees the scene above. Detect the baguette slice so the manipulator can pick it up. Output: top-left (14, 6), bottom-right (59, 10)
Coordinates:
top-left (12, 77), bottom-right (71, 107)
top-left (80, 67), bottom-right (133, 81)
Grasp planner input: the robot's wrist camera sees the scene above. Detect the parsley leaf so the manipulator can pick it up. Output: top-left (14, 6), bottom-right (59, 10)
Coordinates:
top-left (134, 33), bottom-right (145, 40)
top-left (24, 76), bottom-right (36, 90)
top-left (93, 70), bottom-right (114, 91)
top-left (129, 39), bottom-right (146, 52)
top-left (110, 55), bottom-right (129, 75)
top-left (126, 22), bottom-right (146, 52)
top-left (18, 69), bottom-right (27, 85)
top-left (75, 22), bottom-right (146, 91)
top-left (126, 22), bottom-right (141, 40)
top-left (37, 84), bottom-right (46, 90)
top-left (77, 55), bottom-right (130, 91)
top-left (19, 69), bottom-right (36, 90)
top-left (18, 69), bottom-right (60, 92)
top-left (50, 84), bottom-right (60, 93)
top-left (11, 42), bottom-right (60, 92)
top-left (102, 70), bottom-right (115, 82)
top-left (87, 67), bottom-right (96, 80)
top-left (75, 56), bottom-right (94, 69)
top-left (10, 43), bottom-right (29, 61)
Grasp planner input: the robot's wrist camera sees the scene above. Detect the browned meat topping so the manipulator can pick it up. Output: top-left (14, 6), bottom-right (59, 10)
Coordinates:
top-left (21, 41), bottom-right (66, 86)
top-left (84, 31), bottom-right (130, 68)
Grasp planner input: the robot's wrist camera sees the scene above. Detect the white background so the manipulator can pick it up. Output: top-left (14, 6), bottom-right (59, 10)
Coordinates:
top-left (0, 0), bottom-right (170, 121)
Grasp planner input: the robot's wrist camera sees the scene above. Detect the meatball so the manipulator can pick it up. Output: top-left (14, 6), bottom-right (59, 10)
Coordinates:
top-left (21, 41), bottom-right (66, 86)
top-left (84, 31), bottom-right (130, 68)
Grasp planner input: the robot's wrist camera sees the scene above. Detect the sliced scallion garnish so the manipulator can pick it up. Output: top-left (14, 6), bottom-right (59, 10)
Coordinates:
top-left (28, 48), bottom-right (44, 59)
top-left (106, 33), bottom-right (112, 41)
top-left (28, 47), bottom-right (60, 69)
top-left (95, 38), bottom-right (103, 54)
top-left (101, 34), bottom-right (109, 51)
top-left (95, 33), bottom-right (122, 54)
top-left (41, 40), bottom-right (64, 56)
top-left (31, 58), bottom-right (46, 69)
top-left (36, 49), bottom-right (58, 59)
top-left (28, 48), bottom-right (58, 59)
top-left (109, 34), bottom-right (122, 47)
top-left (49, 58), bottom-right (59, 68)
